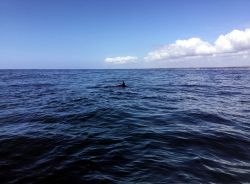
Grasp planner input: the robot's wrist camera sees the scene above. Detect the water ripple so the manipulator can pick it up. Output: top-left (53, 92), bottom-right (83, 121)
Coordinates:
top-left (0, 69), bottom-right (250, 183)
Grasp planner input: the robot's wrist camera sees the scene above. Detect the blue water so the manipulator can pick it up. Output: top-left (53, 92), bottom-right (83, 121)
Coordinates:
top-left (0, 69), bottom-right (250, 183)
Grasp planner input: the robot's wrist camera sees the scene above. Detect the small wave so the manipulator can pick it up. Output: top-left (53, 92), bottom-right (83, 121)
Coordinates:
top-left (1, 69), bottom-right (250, 183)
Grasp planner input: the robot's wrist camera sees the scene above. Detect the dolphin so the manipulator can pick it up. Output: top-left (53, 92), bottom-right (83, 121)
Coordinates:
top-left (116, 81), bottom-right (127, 88)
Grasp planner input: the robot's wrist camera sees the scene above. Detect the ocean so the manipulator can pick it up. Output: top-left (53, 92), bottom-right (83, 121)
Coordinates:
top-left (0, 69), bottom-right (250, 183)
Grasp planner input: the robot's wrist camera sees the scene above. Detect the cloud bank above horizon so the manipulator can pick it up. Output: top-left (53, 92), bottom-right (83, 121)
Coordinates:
top-left (105, 28), bottom-right (250, 65)
top-left (105, 56), bottom-right (138, 64)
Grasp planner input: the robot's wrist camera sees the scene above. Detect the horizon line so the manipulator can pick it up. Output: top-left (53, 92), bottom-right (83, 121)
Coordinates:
top-left (0, 66), bottom-right (250, 70)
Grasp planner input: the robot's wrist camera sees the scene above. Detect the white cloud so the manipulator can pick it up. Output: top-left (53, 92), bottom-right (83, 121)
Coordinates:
top-left (215, 29), bottom-right (250, 52)
top-left (105, 56), bottom-right (138, 64)
top-left (144, 28), bottom-right (250, 61)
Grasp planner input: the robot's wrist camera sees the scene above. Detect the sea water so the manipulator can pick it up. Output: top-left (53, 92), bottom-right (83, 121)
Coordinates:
top-left (0, 68), bottom-right (250, 183)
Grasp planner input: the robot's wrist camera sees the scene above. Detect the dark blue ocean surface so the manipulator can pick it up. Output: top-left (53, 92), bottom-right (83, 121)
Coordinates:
top-left (0, 69), bottom-right (250, 183)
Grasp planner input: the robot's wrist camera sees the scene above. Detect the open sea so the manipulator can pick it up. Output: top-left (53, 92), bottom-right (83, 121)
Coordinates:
top-left (0, 68), bottom-right (250, 183)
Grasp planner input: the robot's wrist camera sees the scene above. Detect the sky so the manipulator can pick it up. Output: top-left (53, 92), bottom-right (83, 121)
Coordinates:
top-left (1, 0), bottom-right (250, 69)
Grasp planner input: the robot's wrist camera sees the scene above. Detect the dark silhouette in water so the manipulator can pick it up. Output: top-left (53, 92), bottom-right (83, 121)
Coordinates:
top-left (117, 81), bottom-right (127, 88)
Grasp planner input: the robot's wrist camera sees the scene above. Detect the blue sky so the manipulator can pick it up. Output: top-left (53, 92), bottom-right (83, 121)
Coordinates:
top-left (1, 0), bottom-right (250, 68)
